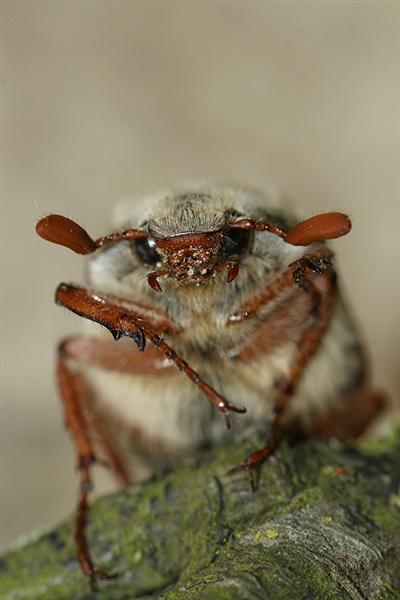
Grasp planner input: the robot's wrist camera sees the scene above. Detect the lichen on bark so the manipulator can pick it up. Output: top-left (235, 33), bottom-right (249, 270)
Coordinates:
top-left (1, 431), bottom-right (399, 599)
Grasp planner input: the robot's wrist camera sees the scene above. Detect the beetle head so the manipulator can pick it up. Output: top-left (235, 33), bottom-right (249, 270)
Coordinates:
top-left (36, 204), bottom-right (351, 293)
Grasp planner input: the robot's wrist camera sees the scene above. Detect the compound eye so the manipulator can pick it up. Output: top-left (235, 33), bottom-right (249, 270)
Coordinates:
top-left (134, 237), bottom-right (161, 266)
top-left (221, 228), bottom-right (253, 260)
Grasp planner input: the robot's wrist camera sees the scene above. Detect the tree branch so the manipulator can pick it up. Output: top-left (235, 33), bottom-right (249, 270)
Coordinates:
top-left (1, 431), bottom-right (400, 599)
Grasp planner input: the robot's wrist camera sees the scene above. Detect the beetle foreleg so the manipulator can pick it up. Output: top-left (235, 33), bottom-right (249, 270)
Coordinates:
top-left (56, 284), bottom-right (247, 426)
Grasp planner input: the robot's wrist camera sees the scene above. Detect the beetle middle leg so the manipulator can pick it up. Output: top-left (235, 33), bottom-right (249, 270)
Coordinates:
top-left (229, 262), bottom-right (337, 488)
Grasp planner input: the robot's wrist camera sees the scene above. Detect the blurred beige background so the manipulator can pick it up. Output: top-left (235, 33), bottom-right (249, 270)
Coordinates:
top-left (2, 1), bottom-right (400, 550)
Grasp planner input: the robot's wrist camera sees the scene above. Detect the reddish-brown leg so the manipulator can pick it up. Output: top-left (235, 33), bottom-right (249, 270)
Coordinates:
top-left (56, 284), bottom-right (246, 426)
top-left (228, 247), bottom-right (333, 323)
top-left (58, 347), bottom-right (109, 580)
top-left (230, 260), bottom-right (337, 487)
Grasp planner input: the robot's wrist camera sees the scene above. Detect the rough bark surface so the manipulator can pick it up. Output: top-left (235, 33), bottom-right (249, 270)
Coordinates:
top-left (1, 432), bottom-right (400, 600)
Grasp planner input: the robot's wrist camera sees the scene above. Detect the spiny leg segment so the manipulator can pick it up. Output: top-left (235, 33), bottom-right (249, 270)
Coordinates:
top-left (56, 284), bottom-right (246, 427)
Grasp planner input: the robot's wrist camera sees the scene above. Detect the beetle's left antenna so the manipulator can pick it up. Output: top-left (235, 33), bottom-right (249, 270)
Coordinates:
top-left (36, 215), bottom-right (97, 254)
top-left (36, 214), bottom-right (149, 254)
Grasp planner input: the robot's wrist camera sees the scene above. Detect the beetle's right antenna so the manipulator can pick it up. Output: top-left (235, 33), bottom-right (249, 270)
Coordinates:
top-left (230, 212), bottom-right (351, 246)
top-left (36, 214), bottom-right (149, 254)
